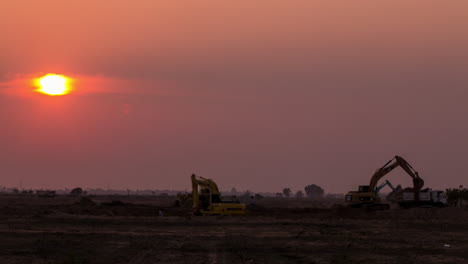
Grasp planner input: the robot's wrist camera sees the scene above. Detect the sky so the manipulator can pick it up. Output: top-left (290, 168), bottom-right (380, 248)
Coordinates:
top-left (0, 0), bottom-right (467, 193)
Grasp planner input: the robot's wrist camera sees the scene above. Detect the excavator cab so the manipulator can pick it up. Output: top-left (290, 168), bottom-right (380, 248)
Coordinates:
top-left (358, 185), bottom-right (371, 192)
top-left (345, 188), bottom-right (380, 207)
top-left (199, 189), bottom-right (211, 211)
top-left (199, 189), bottom-right (223, 210)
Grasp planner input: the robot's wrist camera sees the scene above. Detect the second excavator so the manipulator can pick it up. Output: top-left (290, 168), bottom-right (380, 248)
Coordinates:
top-left (345, 155), bottom-right (424, 210)
top-left (191, 174), bottom-right (246, 215)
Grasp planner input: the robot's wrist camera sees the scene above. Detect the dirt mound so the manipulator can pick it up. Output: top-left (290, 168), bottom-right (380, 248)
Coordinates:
top-left (101, 200), bottom-right (126, 206)
top-left (75, 197), bottom-right (96, 206)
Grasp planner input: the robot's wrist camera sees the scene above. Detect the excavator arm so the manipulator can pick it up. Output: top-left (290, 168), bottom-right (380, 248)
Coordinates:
top-left (394, 156), bottom-right (425, 191)
top-left (369, 156), bottom-right (424, 194)
top-left (376, 180), bottom-right (396, 194)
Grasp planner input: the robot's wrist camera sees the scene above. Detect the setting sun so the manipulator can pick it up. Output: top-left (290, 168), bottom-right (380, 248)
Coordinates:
top-left (35, 74), bottom-right (72, 96)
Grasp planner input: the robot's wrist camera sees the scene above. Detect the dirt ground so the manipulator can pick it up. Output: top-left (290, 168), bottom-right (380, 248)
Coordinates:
top-left (1, 195), bottom-right (468, 264)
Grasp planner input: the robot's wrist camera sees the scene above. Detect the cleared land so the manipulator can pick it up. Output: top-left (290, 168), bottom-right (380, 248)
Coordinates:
top-left (1, 195), bottom-right (468, 264)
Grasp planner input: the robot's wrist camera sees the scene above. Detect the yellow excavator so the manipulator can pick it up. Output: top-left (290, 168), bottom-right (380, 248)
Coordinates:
top-left (345, 156), bottom-right (424, 210)
top-left (191, 174), bottom-right (246, 215)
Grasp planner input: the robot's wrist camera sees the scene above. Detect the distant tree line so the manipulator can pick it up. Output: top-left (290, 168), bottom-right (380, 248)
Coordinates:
top-left (279, 184), bottom-right (325, 199)
top-left (446, 185), bottom-right (468, 207)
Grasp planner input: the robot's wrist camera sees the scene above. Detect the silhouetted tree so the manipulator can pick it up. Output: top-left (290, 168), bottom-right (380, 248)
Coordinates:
top-left (446, 186), bottom-right (468, 207)
top-left (70, 187), bottom-right (84, 196)
top-left (304, 184), bottom-right (324, 199)
top-left (282, 188), bottom-right (292, 198)
top-left (254, 193), bottom-right (264, 200)
top-left (446, 188), bottom-right (460, 207)
top-left (295, 190), bottom-right (304, 199)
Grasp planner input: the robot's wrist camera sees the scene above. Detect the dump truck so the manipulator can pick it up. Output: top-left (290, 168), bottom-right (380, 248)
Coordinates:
top-left (397, 188), bottom-right (447, 208)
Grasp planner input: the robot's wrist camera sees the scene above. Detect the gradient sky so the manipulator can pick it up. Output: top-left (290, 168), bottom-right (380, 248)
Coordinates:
top-left (1, 0), bottom-right (467, 193)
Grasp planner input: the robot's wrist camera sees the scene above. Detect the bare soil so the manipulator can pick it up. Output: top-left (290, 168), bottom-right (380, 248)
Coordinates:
top-left (1, 195), bottom-right (467, 264)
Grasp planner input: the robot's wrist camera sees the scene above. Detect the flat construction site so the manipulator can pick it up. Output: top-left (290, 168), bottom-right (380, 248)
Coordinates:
top-left (1, 195), bottom-right (468, 264)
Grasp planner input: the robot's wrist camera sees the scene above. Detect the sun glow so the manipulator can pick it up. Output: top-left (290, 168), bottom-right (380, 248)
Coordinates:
top-left (35, 74), bottom-right (72, 96)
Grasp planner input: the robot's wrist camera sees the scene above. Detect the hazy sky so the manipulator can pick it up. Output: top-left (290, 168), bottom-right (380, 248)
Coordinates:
top-left (1, 0), bottom-right (467, 193)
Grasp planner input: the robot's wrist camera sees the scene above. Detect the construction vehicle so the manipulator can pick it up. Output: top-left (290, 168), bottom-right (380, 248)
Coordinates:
top-left (376, 180), bottom-right (397, 195)
top-left (191, 174), bottom-right (246, 215)
top-left (398, 188), bottom-right (447, 208)
top-left (345, 155), bottom-right (425, 210)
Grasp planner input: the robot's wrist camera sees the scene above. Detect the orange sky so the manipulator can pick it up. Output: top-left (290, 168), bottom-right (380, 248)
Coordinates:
top-left (1, 1), bottom-right (468, 192)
